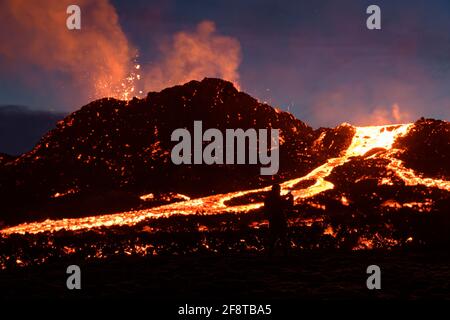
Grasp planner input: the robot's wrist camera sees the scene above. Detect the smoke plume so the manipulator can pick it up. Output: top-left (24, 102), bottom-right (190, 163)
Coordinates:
top-left (366, 104), bottom-right (411, 125)
top-left (0, 0), bottom-right (135, 101)
top-left (144, 20), bottom-right (242, 91)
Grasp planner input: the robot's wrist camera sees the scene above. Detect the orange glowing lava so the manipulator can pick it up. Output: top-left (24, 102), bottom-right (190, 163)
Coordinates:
top-left (1, 123), bottom-right (449, 236)
top-left (95, 62), bottom-right (143, 101)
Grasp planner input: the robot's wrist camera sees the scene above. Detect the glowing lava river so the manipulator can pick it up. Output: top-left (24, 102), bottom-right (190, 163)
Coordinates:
top-left (1, 123), bottom-right (449, 236)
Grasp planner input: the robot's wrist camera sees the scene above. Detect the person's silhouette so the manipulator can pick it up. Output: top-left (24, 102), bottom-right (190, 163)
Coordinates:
top-left (264, 184), bottom-right (290, 256)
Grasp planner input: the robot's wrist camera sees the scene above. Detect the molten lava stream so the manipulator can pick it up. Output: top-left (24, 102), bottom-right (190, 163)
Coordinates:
top-left (1, 123), bottom-right (449, 236)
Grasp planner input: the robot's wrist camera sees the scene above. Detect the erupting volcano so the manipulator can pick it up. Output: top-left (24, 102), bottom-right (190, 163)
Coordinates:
top-left (0, 78), bottom-right (449, 270)
top-left (3, 0), bottom-right (450, 304)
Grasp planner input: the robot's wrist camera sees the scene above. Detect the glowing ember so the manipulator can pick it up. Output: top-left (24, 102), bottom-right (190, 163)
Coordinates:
top-left (323, 225), bottom-right (337, 237)
top-left (139, 193), bottom-right (155, 201)
top-left (353, 233), bottom-right (400, 250)
top-left (340, 196), bottom-right (350, 206)
top-left (52, 188), bottom-right (78, 198)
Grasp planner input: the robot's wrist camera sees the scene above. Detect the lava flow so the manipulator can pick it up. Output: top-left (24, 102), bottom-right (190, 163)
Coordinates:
top-left (1, 123), bottom-right (449, 236)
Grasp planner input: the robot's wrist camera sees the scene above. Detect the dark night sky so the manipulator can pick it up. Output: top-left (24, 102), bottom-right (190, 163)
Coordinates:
top-left (1, 0), bottom-right (450, 127)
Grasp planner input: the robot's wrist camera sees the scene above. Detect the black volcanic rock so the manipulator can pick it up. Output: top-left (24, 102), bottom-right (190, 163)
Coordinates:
top-left (0, 78), bottom-right (353, 224)
top-left (313, 123), bottom-right (355, 161)
top-left (394, 118), bottom-right (450, 179)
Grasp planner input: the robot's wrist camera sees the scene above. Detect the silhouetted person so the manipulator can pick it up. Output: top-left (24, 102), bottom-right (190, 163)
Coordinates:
top-left (264, 184), bottom-right (292, 256)
top-left (286, 192), bottom-right (294, 211)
